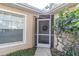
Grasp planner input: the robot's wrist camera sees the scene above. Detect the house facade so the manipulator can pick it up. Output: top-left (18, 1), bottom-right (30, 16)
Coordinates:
top-left (0, 3), bottom-right (78, 55)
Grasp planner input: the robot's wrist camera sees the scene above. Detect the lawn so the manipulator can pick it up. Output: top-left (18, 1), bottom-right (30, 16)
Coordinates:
top-left (7, 48), bottom-right (36, 56)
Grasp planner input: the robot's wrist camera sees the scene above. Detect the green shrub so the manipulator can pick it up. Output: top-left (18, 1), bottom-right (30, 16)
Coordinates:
top-left (63, 47), bottom-right (79, 56)
top-left (54, 7), bottom-right (79, 56)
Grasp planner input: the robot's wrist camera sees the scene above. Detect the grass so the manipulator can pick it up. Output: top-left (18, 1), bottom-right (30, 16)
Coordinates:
top-left (7, 48), bottom-right (36, 56)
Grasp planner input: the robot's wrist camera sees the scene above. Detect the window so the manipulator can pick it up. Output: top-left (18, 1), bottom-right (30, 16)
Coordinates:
top-left (0, 10), bottom-right (25, 44)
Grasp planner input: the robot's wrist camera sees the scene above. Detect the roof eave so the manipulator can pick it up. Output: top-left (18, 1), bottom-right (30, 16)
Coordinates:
top-left (3, 3), bottom-right (78, 15)
top-left (48, 3), bottom-right (78, 15)
top-left (4, 3), bottom-right (44, 14)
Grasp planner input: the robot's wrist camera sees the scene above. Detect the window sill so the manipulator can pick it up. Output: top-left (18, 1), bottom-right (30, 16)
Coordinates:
top-left (0, 41), bottom-right (26, 49)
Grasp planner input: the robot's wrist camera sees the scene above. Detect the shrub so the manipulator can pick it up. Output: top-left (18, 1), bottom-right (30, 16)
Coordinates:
top-left (54, 7), bottom-right (79, 56)
top-left (63, 46), bottom-right (79, 56)
top-left (51, 48), bottom-right (64, 56)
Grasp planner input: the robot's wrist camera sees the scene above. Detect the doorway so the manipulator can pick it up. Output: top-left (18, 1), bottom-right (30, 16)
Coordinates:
top-left (37, 19), bottom-right (51, 48)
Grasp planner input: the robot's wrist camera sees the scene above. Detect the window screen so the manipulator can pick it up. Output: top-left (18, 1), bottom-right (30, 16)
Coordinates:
top-left (0, 10), bottom-right (25, 44)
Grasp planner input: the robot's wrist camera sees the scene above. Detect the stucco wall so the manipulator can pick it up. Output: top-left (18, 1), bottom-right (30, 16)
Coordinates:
top-left (53, 4), bottom-right (79, 51)
top-left (0, 4), bottom-right (38, 55)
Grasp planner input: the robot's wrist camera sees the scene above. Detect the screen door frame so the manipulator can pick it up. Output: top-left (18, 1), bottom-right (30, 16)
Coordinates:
top-left (37, 19), bottom-right (51, 48)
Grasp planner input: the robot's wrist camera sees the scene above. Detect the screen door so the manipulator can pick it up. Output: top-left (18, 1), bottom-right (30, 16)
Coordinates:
top-left (37, 19), bottom-right (51, 48)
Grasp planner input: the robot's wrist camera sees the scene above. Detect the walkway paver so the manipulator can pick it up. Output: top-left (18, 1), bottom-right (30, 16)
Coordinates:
top-left (34, 47), bottom-right (51, 56)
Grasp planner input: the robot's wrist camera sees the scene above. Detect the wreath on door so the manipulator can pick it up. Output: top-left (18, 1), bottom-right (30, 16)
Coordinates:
top-left (42, 25), bottom-right (48, 31)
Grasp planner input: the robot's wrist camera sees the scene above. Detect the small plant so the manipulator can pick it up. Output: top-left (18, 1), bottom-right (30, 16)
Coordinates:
top-left (51, 48), bottom-right (64, 56)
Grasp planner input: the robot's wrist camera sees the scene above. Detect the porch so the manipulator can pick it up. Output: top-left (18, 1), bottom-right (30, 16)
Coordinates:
top-left (0, 3), bottom-right (79, 56)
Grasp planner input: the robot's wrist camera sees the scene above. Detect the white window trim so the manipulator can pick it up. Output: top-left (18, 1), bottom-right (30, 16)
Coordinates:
top-left (0, 8), bottom-right (27, 48)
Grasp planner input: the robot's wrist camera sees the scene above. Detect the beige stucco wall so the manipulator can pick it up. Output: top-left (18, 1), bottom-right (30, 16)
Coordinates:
top-left (53, 4), bottom-right (79, 51)
top-left (0, 4), bottom-right (38, 55)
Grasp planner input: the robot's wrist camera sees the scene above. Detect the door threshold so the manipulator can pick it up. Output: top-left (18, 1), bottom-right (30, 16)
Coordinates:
top-left (37, 44), bottom-right (50, 48)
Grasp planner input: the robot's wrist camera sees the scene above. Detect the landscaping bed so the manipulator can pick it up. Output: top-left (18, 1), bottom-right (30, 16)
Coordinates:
top-left (7, 48), bottom-right (36, 56)
top-left (51, 48), bottom-right (79, 56)
top-left (51, 48), bottom-right (64, 56)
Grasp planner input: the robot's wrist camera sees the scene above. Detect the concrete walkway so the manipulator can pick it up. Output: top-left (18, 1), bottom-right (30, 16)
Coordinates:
top-left (34, 47), bottom-right (51, 56)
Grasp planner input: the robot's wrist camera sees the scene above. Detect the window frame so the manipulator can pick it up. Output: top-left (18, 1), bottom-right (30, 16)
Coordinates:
top-left (0, 8), bottom-right (27, 48)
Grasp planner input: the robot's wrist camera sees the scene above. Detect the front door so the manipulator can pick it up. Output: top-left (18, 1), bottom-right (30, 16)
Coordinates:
top-left (37, 19), bottom-right (51, 48)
